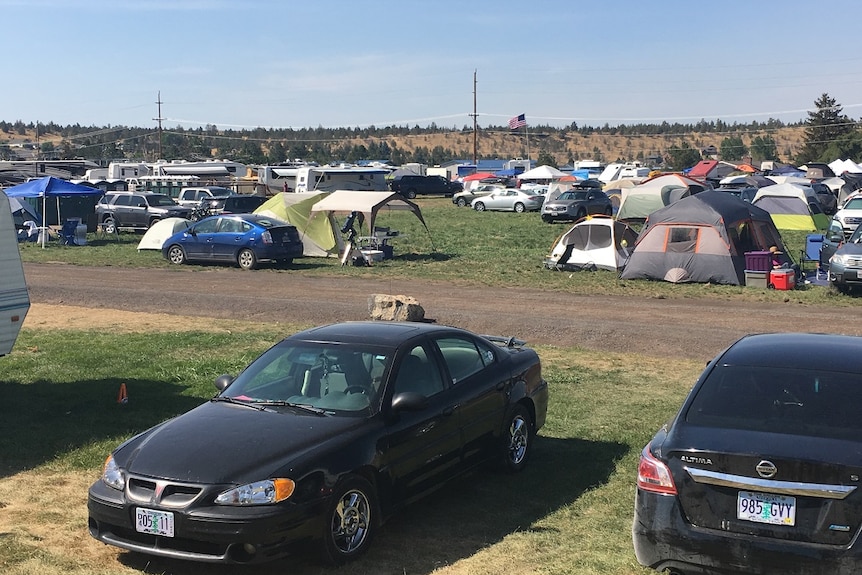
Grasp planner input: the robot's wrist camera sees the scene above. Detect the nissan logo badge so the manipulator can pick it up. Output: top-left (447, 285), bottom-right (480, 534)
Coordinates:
top-left (756, 460), bottom-right (778, 479)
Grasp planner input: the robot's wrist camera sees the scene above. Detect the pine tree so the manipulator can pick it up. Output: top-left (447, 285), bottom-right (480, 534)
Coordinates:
top-left (798, 93), bottom-right (854, 162)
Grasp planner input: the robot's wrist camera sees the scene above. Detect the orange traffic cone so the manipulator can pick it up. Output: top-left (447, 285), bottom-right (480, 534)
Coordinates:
top-left (117, 383), bottom-right (128, 404)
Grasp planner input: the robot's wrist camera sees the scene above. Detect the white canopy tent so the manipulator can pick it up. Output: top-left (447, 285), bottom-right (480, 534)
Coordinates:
top-left (516, 165), bottom-right (566, 181)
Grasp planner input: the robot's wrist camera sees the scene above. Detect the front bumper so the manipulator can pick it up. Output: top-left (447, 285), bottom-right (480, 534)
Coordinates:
top-left (88, 480), bottom-right (325, 564)
top-left (633, 488), bottom-right (862, 575)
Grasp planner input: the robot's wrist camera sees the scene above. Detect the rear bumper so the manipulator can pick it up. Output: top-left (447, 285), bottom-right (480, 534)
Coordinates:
top-left (633, 488), bottom-right (862, 574)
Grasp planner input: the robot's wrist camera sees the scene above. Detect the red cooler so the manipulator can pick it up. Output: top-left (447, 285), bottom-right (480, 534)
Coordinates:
top-left (769, 269), bottom-right (795, 290)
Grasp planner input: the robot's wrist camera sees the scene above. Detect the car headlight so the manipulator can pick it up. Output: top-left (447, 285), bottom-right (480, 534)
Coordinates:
top-left (215, 479), bottom-right (295, 506)
top-left (101, 455), bottom-right (125, 491)
top-left (831, 253), bottom-right (849, 266)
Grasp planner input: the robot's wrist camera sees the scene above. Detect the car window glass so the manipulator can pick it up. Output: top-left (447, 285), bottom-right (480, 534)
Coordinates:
top-left (393, 345), bottom-right (445, 397)
top-left (686, 365), bottom-right (862, 441)
top-left (218, 218), bottom-right (243, 233)
top-left (114, 195), bottom-right (131, 206)
top-left (194, 218), bottom-right (219, 233)
top-left (436, 336), bottom-right (492, 384)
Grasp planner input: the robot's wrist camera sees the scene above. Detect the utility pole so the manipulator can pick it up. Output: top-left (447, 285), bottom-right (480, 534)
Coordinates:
top-left (470, 70), bottom-right (478, 165)
top-left (153, 91), bottom-right (164, 160)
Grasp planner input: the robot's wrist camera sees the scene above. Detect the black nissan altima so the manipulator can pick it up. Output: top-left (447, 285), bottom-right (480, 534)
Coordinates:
top-left (88, 321), bottom-right (548, 565)
top-left (633, 332), bottom-right (862, 575)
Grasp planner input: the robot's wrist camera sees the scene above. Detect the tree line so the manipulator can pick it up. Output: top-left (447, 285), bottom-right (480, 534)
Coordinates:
top-left (1, 93), bottom-right (859, 170)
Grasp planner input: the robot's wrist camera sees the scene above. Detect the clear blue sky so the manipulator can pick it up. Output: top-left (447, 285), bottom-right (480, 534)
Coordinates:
top-left (3, 0), bottom-right (861, 131)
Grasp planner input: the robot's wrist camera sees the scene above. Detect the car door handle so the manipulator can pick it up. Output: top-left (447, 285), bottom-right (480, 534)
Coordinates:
top-left (442, 405), bottom-right (459, 416)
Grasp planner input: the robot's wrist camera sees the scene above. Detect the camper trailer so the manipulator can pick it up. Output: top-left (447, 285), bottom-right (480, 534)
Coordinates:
top-left (0, 191), bottom-right (30, 356)
top-left (294, 166), bottom-right (390, 193)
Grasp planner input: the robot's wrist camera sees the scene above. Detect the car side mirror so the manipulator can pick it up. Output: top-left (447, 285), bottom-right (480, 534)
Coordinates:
top-left (391, 391), bottom-right (428, 412)
top-left (214, 374), bottom-right (234, 392)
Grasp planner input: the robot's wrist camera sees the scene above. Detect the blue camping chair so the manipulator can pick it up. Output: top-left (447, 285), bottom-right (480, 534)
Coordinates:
top-left (60, 220), bottom-right (79, 246)
top-left (800, 234), bottom-right (826, 280)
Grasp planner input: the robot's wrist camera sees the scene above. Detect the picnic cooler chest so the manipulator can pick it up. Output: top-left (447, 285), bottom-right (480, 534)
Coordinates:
top-left (769, 269), bottom-right (796, 290)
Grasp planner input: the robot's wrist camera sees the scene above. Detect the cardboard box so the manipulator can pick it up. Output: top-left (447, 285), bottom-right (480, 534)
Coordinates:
top-left (744, 270), bottom-right (768, 288)
top-left (770, 269), bottom-right (796, 290)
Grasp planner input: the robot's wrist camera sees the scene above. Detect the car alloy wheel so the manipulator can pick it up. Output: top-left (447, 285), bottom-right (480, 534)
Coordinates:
top-left (322, 477), bottom-right (376, 564)
top-left (514, 202), bottom-right (526, 213)
top-left (237, 248), bottom-right (257, 270)
top-left (474, 202), bottom-right (485, 212)
top-left (501, 405), bottom-right (532, 472)
top-left (167, 245), bottom-right (186, 265)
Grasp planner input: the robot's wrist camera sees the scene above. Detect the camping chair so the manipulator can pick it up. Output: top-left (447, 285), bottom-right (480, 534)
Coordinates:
top-left (800, 234), bottom-right (826, 280)
top-left (60, 220), bottom-right (79, 246)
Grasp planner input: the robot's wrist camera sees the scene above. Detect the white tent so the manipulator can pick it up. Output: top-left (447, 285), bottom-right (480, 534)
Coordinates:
top-left (516, 165), bottom-right (566, 181)
top-left (137, 218), bottom-right (192, 251)
top-left (544, 216), bottom-right (638, 272)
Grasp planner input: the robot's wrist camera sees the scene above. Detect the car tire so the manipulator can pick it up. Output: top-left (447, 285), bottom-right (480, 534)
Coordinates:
top-left (320, 476), bottom-right (377, 565)
top-left (404, 189), bottom-right (417, 199)
top-left (499, 404), bottom-right (532, 473)
top-left (148, 217), bottom-right (161, 228)
top-left (102, 217), bottom-right (116, 235)
top-left (237, 248), bottom-right (258, 270)
top-left (456, 197), bottom-right (467, 207)
top-left (514, 202), bottom-right (526, 213)
top-left (576, 209), bottom-right (586, 220)
top-left (830, 280), bottom-right (849, 294)
top-left (166, 245), bottom-right (186, 265)
top-left (474, 202), bottom-right (486, 212)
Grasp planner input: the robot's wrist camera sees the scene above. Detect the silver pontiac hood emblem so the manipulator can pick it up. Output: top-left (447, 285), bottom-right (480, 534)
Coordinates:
top-left (756, 460), bottom-right (777, 478)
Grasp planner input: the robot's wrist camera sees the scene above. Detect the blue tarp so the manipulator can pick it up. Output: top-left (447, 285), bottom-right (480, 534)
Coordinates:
top-left (4, 176), bottom-right (103, 197)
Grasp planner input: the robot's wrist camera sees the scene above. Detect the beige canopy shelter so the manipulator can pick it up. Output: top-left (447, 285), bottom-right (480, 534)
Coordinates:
top-left (309, 190), bottom-right (430, 236)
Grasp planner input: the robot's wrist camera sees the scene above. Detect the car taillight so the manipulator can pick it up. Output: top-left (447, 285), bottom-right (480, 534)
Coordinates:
top-left (262, 231), bottom-right (273, 244)
top-left (637, 444), bottom-right (677, 495)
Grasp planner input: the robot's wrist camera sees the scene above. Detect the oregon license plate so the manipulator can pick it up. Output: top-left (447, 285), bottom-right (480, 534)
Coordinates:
top-left (737, 491), bottom-right (796, 526)
top-left (135, 507), bottom-right (175, 537)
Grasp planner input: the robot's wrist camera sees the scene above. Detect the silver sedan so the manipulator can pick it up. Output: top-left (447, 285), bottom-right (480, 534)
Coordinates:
top-left (471, 189), bottom-right (545, 213)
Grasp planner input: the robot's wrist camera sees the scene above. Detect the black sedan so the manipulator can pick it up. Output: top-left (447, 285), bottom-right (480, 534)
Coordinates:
top-left (162, 213), bottom-right (303, 270)
top-left (633, 332), bottom-right (862, 575)
top-left (88, 321), bottom-right (548, 565)
top-left (541, 189), bottom-right (612, 222)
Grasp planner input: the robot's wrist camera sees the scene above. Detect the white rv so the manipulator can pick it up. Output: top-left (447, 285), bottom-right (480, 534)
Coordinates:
top-left (0, 191), bottom-right (30, 356)
top-left (294, 166), bottom-right (390, 193)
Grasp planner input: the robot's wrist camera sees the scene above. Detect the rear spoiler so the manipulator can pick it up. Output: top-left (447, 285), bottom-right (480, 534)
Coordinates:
top-left (482, 335), bottom-right (527, 348)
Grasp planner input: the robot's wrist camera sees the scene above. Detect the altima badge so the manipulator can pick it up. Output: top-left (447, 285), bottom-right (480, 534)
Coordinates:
top-left (755, 460), bottom-right (777, 478)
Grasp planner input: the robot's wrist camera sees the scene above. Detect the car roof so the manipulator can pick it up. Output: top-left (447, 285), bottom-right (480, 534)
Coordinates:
top-left (289, 321), bottom-right (473, 348)
top-left (720, 333), bottom-right (862, 373)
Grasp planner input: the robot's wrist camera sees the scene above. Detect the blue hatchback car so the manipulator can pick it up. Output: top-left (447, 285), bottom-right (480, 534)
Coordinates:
top-left (162, 213), bottom-right (304, 270)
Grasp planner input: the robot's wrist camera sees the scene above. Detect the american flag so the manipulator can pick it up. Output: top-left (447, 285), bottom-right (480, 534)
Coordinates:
top-left (508, 113), bottom-right (526, 130)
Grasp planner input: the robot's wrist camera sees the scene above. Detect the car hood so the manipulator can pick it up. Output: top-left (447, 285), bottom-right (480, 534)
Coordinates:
top-left (543, 200), bottom-right (580, 209)
top-left (116, 401), bottom-right (366, 484)
top-left (835, 242), bottom-right (862, 257)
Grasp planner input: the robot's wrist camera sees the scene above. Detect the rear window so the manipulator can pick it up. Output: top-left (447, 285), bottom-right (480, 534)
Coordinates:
top-left (686, 365), bottom-right (862, 440)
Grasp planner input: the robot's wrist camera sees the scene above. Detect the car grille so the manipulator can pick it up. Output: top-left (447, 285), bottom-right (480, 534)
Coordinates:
top-left (127, 476), bottom-right (205, 508)
top-left (844, 257), bottom-right (862, 268)
top-left (843, 217), bottom-right (862, 226)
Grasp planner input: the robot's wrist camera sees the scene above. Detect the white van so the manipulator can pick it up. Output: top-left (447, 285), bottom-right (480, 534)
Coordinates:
top-left (0, 190), bottom-right (30, 356)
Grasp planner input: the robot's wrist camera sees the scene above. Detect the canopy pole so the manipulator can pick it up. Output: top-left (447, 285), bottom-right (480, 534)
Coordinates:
top-left (41, 193), bottom-right (47, 249)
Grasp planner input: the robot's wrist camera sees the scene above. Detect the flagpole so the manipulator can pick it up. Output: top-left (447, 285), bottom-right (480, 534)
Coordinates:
top-left (525, 123), bottom-right (530, 161)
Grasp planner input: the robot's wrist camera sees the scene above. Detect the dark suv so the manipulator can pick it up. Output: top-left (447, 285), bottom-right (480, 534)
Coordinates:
top-left (95, 192), bottom-right (192, 232)
top-left (389, 175), bottom-right (462, 198)
top-left (196, 194), bottom-right (268, 218)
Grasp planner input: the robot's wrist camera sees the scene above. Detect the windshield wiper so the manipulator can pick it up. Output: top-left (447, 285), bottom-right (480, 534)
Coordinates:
top-left (255, 400), bottom-right (328, 416)
top-left (210, 396), bottom-right (269, 411)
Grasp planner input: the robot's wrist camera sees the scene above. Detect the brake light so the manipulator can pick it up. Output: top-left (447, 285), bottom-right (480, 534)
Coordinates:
top-left (637, 444), bottom-right (677, 495)
top-left (262, 231), bottom-right (273, 245)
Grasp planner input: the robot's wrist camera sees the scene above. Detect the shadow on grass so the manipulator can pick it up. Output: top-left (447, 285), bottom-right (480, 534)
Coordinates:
top-left (116, 435), bottom-right (627, 575)
top-left (394, 251), bottom-right (454, 263)
top-left (0, 377), bottom-right (204, 477)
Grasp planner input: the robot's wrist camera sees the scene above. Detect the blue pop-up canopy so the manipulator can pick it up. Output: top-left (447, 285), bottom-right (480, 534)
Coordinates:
top-left (4, 177), bottom-right (103, 247)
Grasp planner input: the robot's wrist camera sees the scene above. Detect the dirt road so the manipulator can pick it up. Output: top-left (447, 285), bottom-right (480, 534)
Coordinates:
top-left (22, 263), bottom-right (862, 362)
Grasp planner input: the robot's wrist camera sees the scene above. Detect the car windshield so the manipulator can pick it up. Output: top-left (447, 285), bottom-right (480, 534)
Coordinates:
top-left (848, 225), bottom-right (862, 243)
top-left (221, 341), bottom-right (391, 416)
top-left (686, 364), bottom-right (862, 441)
top-left (843, 198), bottom-right (862, 210)
top-left (149, 195), bottom-right (177, 207)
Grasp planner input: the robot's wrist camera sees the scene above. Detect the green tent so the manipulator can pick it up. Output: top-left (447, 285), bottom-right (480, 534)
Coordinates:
top-left (255, 192), bottom-right (342, 257)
